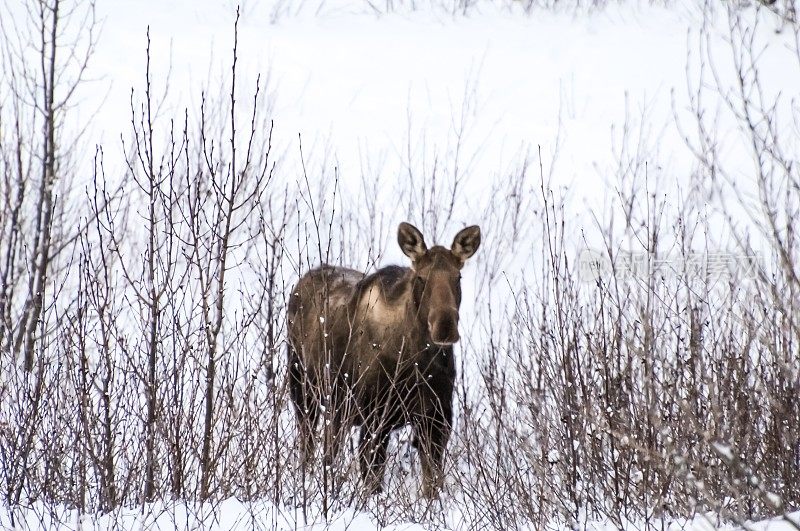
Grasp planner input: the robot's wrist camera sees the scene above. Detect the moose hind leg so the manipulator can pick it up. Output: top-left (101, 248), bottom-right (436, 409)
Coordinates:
top-left (359, 426), bottom-right (391, 496)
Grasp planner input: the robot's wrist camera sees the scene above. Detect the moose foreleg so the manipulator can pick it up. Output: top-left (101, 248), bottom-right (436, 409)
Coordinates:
top-left (289, 357), bottom-right (319, 472)
top-left (414, 410), bottom-right (452, 499)
top-left (359, 425), bottom-right (391, 496)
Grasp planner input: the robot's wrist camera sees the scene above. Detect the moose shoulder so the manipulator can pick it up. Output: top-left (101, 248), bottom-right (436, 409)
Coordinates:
top-left (287, 222), bottom-right (481, 498)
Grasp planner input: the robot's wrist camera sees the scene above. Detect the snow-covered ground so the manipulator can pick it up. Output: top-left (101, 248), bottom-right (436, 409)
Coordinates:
top-left (3, 498), bottom-right (800, 530)
top-left (2, 0), bottom-right (798, 528)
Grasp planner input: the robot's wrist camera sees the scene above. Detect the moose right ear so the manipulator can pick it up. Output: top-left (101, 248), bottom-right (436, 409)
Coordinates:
top-left (398, 222), bottom-right (427, 261)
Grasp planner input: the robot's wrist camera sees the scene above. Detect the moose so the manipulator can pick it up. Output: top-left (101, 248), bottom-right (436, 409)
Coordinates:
top-left (287, 222), bottom-right (481, 497)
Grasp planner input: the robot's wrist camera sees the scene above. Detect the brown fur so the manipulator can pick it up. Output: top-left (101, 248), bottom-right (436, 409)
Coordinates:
top-left (287, 223), bottom-right (481, 498)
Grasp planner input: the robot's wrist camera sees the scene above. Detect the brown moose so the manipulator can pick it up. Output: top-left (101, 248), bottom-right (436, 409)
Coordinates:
top-left (287, 222), bottom-right (481, 498)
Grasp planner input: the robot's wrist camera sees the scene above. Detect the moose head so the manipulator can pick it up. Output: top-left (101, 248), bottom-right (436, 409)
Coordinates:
top-left (397, 222), bottom-right (481, 346)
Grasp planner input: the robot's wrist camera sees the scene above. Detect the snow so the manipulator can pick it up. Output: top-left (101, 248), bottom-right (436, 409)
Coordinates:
top-left (0, 499), bottom-right (404, 530)
top-left (712, 442), bottom-right (734, 462)
top-left (86, 0), bottom-right (703, 208)
top-left (3, 500), bottom-right (800, 530)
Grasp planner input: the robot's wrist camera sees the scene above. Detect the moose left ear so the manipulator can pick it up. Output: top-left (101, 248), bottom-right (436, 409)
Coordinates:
top-left (451, 225), bottom-right (481, 264)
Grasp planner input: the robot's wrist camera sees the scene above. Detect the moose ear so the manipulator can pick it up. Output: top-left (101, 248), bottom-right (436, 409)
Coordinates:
top-left (398, 222), bottom-right (427, 261)
top-left (451, 225), bottom-right (481, 264)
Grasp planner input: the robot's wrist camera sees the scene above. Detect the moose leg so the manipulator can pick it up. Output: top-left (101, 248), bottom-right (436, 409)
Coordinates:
top-left (359, 425), bottom-right (391, 496)
top-left (414, 408), bottom-right (452, 499)
top-left (322, 409), bottom-right (341, 469)
top-left (322, 403), bottom-right (348, 478)
top-left (288, 356), bottom-right (319, 470)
